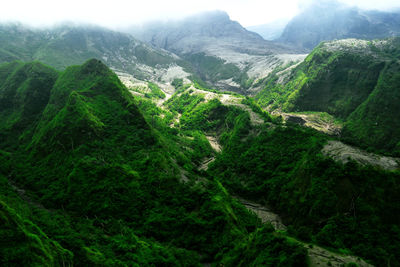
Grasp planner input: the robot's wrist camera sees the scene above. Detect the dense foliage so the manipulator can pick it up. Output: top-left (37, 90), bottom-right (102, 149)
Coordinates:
top-left (256, 38), bottom-right (400, 155)
top-left (209, 120), bottom-right (400, 266)
top-left (342, 59), bottom-right (400, 155)
top-left (165, 84), bottom-right (400, 265)
top-left (0, 60), bottom-right (309, 266)
top-left (1, 36), bottom-right (400, 266)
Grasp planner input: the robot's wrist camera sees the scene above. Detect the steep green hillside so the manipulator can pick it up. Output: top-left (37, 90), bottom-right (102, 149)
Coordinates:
top-left (2, 58), bottom-right (397, 266)
top-left (342, 60), bottom-right (400, 154)
top-left (208, 121), bottom-right (400, 266)
top-left (162, 84), bottom-right (400, 266)
top-left (0, 172), bottom-right (73, 266)
top-left (0, 61), bottom-right (58, 148)
top-left (256, 38), bottom-right (400, 155)
top-left (0, 60), bottom-right (307, 266)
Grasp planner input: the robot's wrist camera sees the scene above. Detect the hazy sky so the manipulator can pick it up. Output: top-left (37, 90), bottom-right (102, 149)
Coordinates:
top-left (1, 0), bottom-right (399, 28)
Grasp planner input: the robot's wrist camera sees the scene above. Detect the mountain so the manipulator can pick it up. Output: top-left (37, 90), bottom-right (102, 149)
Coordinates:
top-left (1, 12), bottom-right (400, 266)
top-left (0, 59), bottom-right (312, 265)
top-left (279, 0), bottom-right (400, 50)
top-left (246, 18), bottom-right (290, 40)
top-left (126, 11), bottom-right (306, 93)
top-left (256, 37), bottom-right (400, 155)
top-left (2, 58), bottom-right (390, 266)
top-left (129, 11), bottom-right (265, 54)
top-left (0, 22), bottom-right (191, 82)
top-left (160, 81), bottom-right (400, 266)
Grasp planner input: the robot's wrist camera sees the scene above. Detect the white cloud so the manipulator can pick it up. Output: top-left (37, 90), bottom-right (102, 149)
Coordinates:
top-left (0, 0), bottom-right (399, 28)
top-left (338, 0), bottom-right (400, 11)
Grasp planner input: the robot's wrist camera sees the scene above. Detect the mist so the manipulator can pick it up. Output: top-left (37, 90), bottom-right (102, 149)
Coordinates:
top-left (1, 0), bottom-right (399, 29)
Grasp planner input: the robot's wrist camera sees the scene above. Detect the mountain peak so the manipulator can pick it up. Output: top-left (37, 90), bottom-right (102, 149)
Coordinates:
top-left (127, 10), bottom-right (264, 52)
top-left (186, 10), bottom-right (230, 22)
top-left (80, 58), bottom-right (110, 76)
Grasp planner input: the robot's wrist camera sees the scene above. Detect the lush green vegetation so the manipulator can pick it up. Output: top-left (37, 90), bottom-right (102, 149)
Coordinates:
top-left (208, 121), bottom-right (400, 266)
top-left (342, 60), bottom-right (400, 155)
top-left (165, 84), bottom-right (400, 266)
top-left (256, 38), bottom-right (400, 155)
top-left (0, 60), bottom-right (311, 266)
top-left (256, 43), bottom-right (384, 117)
top-left (1, 32), bottom-right (400, 266)
top-left (0, 61), bottom-right (59, 149)
top-left (219, 225), bottom-right (307, 266)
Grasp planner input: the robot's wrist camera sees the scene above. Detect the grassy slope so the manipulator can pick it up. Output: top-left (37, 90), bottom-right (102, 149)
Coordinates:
top-left (0, 60), bottom-right (307, 266)
top-left (0, 61), bottom-right (59, 149)
top-left (342, 60), bottom-right (400, 154)
top-left (208, 119), bottom-right (400, 266)
top-left (256, 38), bottom-right (400, 155)
top-left (165, 86), bottom-right (400, 266)
top-left (158, 87), bottom-right (310, 265)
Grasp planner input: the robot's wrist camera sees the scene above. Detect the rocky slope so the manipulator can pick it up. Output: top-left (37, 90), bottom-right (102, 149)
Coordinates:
top-left (127, 11), bottom-right (306, 92)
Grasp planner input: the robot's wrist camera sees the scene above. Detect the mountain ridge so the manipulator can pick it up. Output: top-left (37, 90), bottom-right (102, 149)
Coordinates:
top-left (278, 0), bottom-right (400, 50)
top-left (0, 22), bottom-right (189, 81)
top-left (0, 59), bottom-right (311, 266)
top-left (256, 37), bottom-right (400, 155)
top-left (126, 11), bottom-right (307, 92)
top-left (1, 9), bottom-right (400, 266)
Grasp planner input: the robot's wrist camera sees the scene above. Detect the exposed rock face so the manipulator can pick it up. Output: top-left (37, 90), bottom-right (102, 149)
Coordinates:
top-left (275, 112), bottom-right (342, 136)
top-left (237, 197), bottom-right (287, 231)
top-left (322, 140), bottom-right (400, 170)
top-left (129, 11), bottom-right (265, 54)
top-left (127, 11), bottom-right (306, 92)
top-left (279, 0), bottom-right (400, 50)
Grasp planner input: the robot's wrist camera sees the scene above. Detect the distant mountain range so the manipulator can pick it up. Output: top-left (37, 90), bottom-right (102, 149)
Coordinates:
top-left (0, 18), bottom-right (306, 93)
top-left (127, 11), bottom-right (267, 54)
top-left (0, 23), bottom-right (184, 80)
top-left (278, 0), bottom-right (400, 50)
top-left (125, 11), bottom-right (306, 92)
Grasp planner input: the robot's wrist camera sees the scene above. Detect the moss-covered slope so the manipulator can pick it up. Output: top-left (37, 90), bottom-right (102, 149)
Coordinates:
top-left (256, 38), bottom-right (400, 155)
top-left (0, 59), bottom-right (307, 266)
